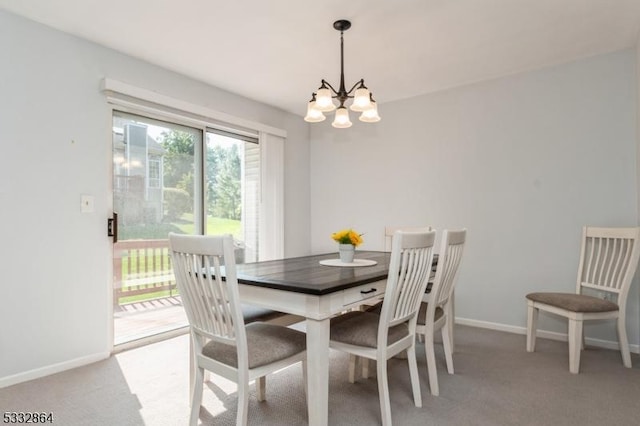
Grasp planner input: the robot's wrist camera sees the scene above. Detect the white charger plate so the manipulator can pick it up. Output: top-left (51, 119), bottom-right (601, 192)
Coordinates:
top-left (319, 259), bottom-right (378, 267)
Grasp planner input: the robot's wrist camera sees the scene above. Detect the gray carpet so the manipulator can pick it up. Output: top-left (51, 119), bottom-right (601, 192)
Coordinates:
top-left (2, 325), bottom-right (640, 425)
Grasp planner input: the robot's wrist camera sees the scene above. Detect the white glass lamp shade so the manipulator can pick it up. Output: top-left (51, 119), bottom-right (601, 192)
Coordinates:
top-left (359, 101), bottom-right (381, 123)
top-left (304, 101), bottom-right (326, 123)
top-left (350, 87), bottom-right (371, 112)
top-left (332, 106), bottom-right (352, 128)
top-left (315, 87), bottom-right (336, 112)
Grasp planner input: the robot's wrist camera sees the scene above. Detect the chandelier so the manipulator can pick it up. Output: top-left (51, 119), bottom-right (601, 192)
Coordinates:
top-left (304, 20), bottom-right (381, 128)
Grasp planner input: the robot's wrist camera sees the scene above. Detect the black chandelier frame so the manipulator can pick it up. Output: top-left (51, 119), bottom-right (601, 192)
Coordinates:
top-left (313, 19), bottom-right (371, 108)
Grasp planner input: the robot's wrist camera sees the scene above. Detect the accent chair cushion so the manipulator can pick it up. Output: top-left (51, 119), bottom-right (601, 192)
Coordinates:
top-left (202, 322), bottom-right (306, 369)
top-left (526, 292), bottom-right (618, 313)
top-left (330, 311), bottom-right (409, 348)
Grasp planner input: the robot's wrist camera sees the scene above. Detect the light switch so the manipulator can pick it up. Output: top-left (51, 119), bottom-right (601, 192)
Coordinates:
top-left (81, 194), bottom-right (94, 213)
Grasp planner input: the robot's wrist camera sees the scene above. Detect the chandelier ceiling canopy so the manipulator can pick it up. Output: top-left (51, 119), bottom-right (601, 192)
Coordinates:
top-left (304, 20), bottom-right (381, 128)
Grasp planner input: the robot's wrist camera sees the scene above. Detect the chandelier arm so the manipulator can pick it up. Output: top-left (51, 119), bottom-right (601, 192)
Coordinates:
top-left (321, 79), bottom-right (340, 96)
top-left (346, 79), bottom-right (365, 96)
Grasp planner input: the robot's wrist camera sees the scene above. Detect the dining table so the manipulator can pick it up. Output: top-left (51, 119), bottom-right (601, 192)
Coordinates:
top-left (235, 250), bottom-right (391, 426)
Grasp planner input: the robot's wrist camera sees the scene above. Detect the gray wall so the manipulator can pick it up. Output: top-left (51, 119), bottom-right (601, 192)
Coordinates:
top-left (0, 10), bottom-right (310, 384)
top-left (310, 49), bottom-right (639, 347)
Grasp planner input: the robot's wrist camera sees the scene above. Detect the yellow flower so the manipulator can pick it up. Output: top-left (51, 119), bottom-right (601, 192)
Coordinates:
top-left (349, 230), bottom-right (363, 246)
top-left (331, 228), bottom-right (364, 247)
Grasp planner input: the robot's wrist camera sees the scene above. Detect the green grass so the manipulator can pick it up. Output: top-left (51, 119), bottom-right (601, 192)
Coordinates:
top-left (174, 214), bottom-right (242, 238)
top-left (118, 215), bottom-right (241, 240)
top-left (119, 223), bottom-right (183, 240)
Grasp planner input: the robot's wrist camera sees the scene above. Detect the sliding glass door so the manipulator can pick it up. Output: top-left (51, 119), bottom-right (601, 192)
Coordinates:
top-left (111, 111), bottom-right (262, 346)
top-left (111, 112), bottom-right (200, 346)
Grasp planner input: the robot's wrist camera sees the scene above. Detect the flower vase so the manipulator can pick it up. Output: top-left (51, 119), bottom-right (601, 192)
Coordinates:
top-left (339, 243), bottom-right (355, 263)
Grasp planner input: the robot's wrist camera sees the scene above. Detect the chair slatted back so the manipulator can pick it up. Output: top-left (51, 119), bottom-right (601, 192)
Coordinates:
top-left (384, 226), bottom-right (431, 251)
top-left (169, 233), bottom-right (243, 345)
top-left (379, 230), bottom-right (436, 335)
top-left (432, 229), bottom-right (467, 307)
top-left (577, 227), bottom-right (640, 297)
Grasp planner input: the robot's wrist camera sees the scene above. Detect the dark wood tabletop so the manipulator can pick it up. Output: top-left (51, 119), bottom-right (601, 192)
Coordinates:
top-left (235, 251), bottom-right (392, 295)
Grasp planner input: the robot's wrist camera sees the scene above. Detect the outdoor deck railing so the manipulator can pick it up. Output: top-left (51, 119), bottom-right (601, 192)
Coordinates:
top-left (113, 239), bottom-right (176, 306)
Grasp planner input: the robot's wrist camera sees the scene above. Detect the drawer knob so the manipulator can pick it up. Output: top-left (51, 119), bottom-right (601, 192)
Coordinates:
top-left (360, 288), bottom-right (377, 294)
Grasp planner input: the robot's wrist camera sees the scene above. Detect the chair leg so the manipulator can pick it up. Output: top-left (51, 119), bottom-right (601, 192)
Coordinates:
top-left (302, 361), bottom-right (309, 409)
top-left (617, 315), bottom-right (632, 368)
top-left (424, 328), bottom-right (439, 396)
top-left (526, 302), bottom-right (538, 352)
top-left (362, 358), bottom-right (371, 379)
top-left (448, 295), bottom-right (455, 353)
top-left (349, 354), bottom-right (358, 383)
top-left (568, 319), bottom-right (583, 374)
top-left (442, 320), bottom-right (454, 374)
top-left (407, 344), bottom-right (422, 407)
top-left (376, 359), bottom-right (392, 426)
top-left (236, 379), bottom-right (250, 426)
top-left (256, 376), bottom-right (266, 402)
top-left (189, 366), bottom-right (205, 426)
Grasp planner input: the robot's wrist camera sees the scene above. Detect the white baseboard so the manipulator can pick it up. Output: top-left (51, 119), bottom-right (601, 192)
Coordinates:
top-left (0, 351), bottom-right (110, 389)
top-left (455, 317), bottom-right (640, 354)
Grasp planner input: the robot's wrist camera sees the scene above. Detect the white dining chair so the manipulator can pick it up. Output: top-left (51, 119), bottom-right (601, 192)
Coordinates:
top-left (351, 225), bottom-right (435, 381)
top-left (415, 228), bottom-right (466, 396)
top-left (169, 233), bottom-right (307, 426)
top-left (384, 226), bottom-right (431, 251)
top-left (384, 226), bottom-right (457, 349)
top-left (330, 229), bottom-right (436, 426)
top-left (526, 226), bottom-right (640, 374)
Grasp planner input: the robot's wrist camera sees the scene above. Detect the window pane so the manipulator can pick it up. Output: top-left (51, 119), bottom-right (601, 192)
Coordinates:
top-left (205, 130), bottom-right (260, 262)
top-left (113, 111), bottom-right (200, 235)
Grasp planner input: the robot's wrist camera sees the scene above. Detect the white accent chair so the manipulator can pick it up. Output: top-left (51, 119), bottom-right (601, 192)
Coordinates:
top-left (330, 229), bottom-right (436, 426)
top-left (526, 226), bottom-right (640, 374)
top-left (169, 233), bottom-right (307, 426)
top-left (415, 229), bottom-right (466, 396)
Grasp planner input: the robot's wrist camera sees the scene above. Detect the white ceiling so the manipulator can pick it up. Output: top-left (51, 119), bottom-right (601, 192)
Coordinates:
top-left (2, 0), bottom-right (640, 117)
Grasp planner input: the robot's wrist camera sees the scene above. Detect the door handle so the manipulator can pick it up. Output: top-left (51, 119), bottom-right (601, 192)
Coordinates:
top-left (108, 212), bottom-right (118, 243)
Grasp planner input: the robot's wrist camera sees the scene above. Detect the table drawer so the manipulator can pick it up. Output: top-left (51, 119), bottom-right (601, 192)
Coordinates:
top-left (342, 281), bottom-right (386, 307)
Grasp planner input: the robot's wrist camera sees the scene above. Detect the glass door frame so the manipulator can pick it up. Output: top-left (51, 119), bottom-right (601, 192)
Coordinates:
top-left (109, 106), bottom-right (206, 352)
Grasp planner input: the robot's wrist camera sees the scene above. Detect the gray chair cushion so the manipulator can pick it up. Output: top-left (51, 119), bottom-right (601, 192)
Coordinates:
top-left (202, 322), bottom-right (306, 369)
top-left (330, 311), bottom-right (409, 348)
top-left (416, 302), bottom-right (444, 325)
top-left (526, 292), bottom-right (618, 313)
